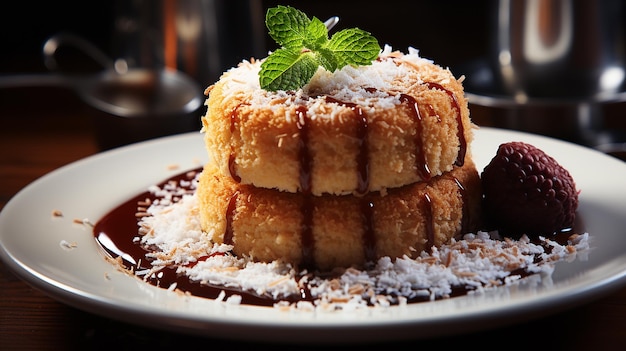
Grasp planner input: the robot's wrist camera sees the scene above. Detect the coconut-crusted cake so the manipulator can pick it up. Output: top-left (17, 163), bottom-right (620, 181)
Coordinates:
top-left (197, 46), bottom-right (481, 271)
top-left (201, 46), bottom-right (474, 196)
top-left (197, 154), bottom-right (481, 271)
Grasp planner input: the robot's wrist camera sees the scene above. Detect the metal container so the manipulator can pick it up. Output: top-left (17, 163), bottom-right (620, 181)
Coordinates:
top-left (456, 0), bottom-right (626, 147)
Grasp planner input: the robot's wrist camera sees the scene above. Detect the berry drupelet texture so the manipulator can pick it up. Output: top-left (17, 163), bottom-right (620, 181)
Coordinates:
top-left (481, 141), bottom-right (579, 237)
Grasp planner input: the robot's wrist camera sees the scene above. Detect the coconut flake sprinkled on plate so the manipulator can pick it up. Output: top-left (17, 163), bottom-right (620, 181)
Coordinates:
top-left (132, 173), bottom-right (590, 310)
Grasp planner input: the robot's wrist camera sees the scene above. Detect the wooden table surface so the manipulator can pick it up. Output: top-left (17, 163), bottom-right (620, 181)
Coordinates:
top-left (2, 86), bottom-right (626, 350)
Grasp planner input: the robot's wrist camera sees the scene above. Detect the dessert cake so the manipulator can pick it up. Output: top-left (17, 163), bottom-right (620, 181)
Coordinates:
top-left (196, 46), bottom-right (482, 271)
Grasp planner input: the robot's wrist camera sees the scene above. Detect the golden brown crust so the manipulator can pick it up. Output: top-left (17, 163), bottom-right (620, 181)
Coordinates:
top-left (197, 156), bottom-right (482, 271)
top-left (201, 56), bottom-right (474, 196)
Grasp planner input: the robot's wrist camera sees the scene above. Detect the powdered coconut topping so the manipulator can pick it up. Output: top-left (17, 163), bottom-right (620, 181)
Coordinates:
top-left (134, 170), bottom-right (590, 311)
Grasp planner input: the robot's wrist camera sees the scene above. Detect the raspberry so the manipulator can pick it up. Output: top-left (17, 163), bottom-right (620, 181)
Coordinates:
top-left (481, 141), bottom-right (579, 237)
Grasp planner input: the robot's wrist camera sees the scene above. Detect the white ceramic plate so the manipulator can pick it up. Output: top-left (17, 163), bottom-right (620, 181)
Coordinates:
top-left (2, 128), bottom-right (626, 343)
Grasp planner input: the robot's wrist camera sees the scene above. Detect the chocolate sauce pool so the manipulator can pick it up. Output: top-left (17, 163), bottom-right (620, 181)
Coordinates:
top-left (93, 167), bottom-right (582, 307)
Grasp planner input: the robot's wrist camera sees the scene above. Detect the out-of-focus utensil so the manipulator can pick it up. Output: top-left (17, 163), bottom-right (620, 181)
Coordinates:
top-left (0, 32), bottom-right (204, 150)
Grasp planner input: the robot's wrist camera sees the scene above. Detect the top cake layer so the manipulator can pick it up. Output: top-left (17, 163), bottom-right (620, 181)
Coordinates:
top-left (201, 46), bottom-right (474, 195)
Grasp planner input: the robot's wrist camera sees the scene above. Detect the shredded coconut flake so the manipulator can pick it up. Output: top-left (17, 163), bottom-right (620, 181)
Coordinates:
top-left (60, 240), bottom-right (77, 250)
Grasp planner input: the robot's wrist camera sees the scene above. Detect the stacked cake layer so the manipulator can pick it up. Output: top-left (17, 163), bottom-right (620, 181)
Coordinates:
top-left (197, 47), bottom-right (482, 271)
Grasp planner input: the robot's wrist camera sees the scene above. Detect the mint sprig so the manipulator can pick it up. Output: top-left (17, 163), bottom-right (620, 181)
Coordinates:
top-left (260, 6), bottom-right (380, 91)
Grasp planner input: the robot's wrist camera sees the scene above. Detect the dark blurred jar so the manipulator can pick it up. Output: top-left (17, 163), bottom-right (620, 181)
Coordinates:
top-left (459, 0), bottom-right (626, 147)
top-left (490, 0), bottom-right (625, 100)
top-left (112, 0), bottom-right (266, 88)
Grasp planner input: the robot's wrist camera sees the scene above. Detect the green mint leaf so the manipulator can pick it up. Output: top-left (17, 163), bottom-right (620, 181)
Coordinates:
top-left (302, 17), bottom-right (328, 51)
top-left (325, 28), bottom-right (380, 67)
top-left (260, 5), bottom-right (381, 91)
top-left (259, 48), bottom-right (320, 91)
top-left (265, 5), bottom-right (311, 49)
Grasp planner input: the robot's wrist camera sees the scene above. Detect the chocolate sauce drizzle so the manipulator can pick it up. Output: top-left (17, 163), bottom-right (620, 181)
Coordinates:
top-left (451, 176), bottom-right (471, 234)
top-left (399, 93), bottom-right (431, 180)
top-left (225, 83), bottom-right (468, 268)
top-left (422, 193), bottom-right (435, 250)
top-left (425, 82), bottom-right (466, 166)
top-left (296, 106), bottom-right (313, 194)
top-left (325, 96), bottom-right (370, 195)
top-left (223, 191), bottom-right (239, 245)
top-left (228, 103), bottom-right (244, 182)
top-left (361, 200), bottom-right (376, 262)
top-left (295, 106), bottom-right (316, 268)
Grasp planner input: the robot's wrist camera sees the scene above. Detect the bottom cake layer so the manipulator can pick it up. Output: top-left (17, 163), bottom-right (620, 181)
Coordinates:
top-left (197, 157), bottom-right (482, 271)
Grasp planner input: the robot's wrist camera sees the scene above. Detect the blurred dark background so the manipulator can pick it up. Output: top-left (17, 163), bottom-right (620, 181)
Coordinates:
top-left (0, 0), bottom-right (490, 81)
top-left (1, 0), bottom-right (625, 153)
